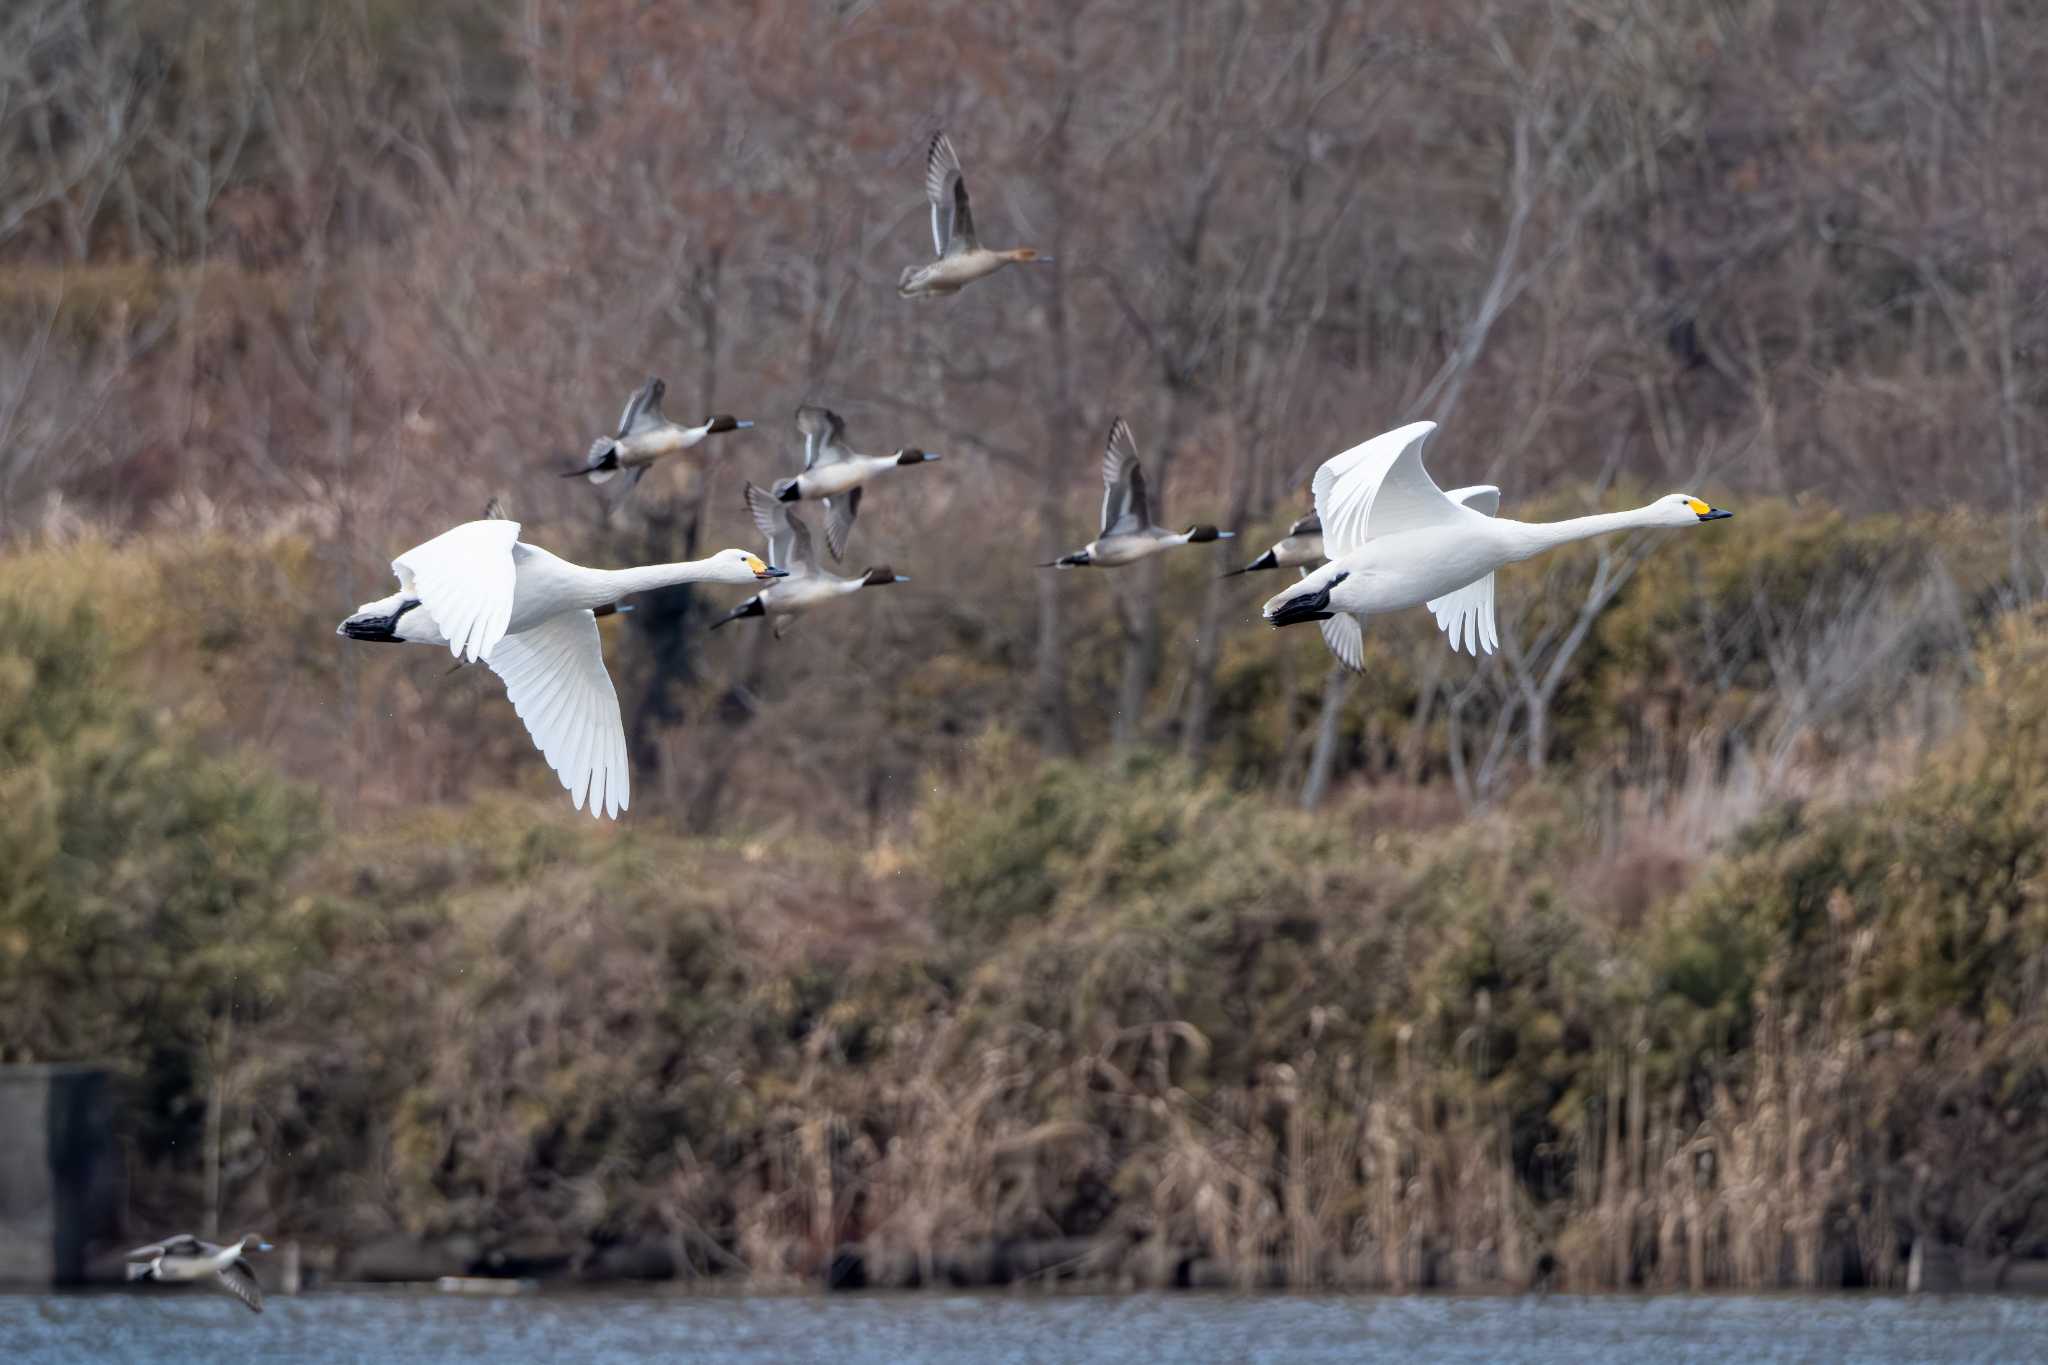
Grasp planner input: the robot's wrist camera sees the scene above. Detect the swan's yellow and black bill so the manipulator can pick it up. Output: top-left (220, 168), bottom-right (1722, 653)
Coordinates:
top-left (1685, 496), bottom-right (1732, 521)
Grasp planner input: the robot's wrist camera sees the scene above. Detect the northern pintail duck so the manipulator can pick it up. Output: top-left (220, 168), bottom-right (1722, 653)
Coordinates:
top-left (338, 519), bottom-right (785, 816)
top-left (1224, 511), bottom-right (1323, 576)
top-left (1043, 418), bottom-right (1233, 568)
top-left (897, 131), bottom-right (1052, 300)
top-left (563, 377), bottom-right (752, 488)
top-left (126, 1233), bottom-right (272, 1313)
top-left (772, 405), bottom-right (941, 561)
top-left (1264, 421), bottom-right (1730, 669)
top-left (712, 483), bottom-right (907, 637)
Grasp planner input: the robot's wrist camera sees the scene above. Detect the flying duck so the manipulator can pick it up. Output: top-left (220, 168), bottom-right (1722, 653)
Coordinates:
top-left (771, 405), bottom-right (940, 561)
top-left (898, 131), bottom-right (1052, 299)
top-left (563, 377), bottom-right (751, 489)
top-left (712, 483), bottom-right (907, 637)
top-left (1042, 418), bottom-right (1233, 568)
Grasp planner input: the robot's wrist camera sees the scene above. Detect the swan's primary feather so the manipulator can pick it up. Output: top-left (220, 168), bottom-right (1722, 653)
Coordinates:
top-left (1425, 484), bottom-right (1503, 654)
top-left (1320, 613), bottom-right (1367, 671)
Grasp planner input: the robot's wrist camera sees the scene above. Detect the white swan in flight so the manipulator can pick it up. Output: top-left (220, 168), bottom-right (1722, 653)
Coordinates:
top-left (1263, 421), bottom-right (1732, 670)
top-left (336, 519), bottom-right (786, 817)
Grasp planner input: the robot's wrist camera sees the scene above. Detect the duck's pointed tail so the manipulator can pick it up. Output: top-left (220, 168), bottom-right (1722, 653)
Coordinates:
top-left (564, 437), bottom-right (621, 482)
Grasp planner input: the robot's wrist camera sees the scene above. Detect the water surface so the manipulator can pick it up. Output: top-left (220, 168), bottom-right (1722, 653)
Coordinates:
top-left (5, 1289), bottom-right (2043, 1363)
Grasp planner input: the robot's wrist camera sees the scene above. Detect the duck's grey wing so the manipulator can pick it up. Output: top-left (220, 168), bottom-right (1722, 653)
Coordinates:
top-left (796, 405), bottom-right (850, 470)
top-left (745, 482), bottom-right (815, 576)
top-left (616, 377), bottom-right (665, 438)
top-left (1099, 418), bottom-right (1148, 536)
top-left (216, 1259), bottom-right (264, 1313)
top-left (782, 506), bottom-right (819, 576)
top-left (1288, 511), bottom-right (1321, 537)
top-left (925, 131), bottom-right (977, 257)
top-left (126, 1235), bottom-right (187, 1261)
top-left (823, 487), bottom-right (861, 562)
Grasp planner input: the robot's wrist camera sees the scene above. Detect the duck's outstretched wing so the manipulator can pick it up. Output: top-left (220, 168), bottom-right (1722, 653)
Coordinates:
top-left (617, 377), bottom-right (665, 438)
top-left (392, 519), bottom-right (521, 663)
top-left (796, 405), bottom-right (850, 471)
top-left (745, 482), bottom-right (816, 577)
top-left (216, 1259), bottom-right (265, 1313)
top-left (1099, 418), bottom-right (1149, 536)
top-left (125, 1234), bottom-right (195, 1262)
top-left (824, 487), bottom-right (861, 562)
top-left (485, 609), bottom-right (629, 820)
top-left (925, 131), bottom-right (977, 257)
top-left (1312, 421), bottom-right (1467, 559)
top-left (1288, 511), bottom-right (1322, 537)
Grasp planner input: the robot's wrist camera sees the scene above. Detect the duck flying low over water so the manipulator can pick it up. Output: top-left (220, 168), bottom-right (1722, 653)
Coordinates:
top-left (1224, 511), bottom-right (1323, 576)
top-left (126, 1234), bottom-right (272, 1313)
top-left (337, 519), bottom-right (785, 817)
top-left (772, 405), bottom-right (941, 561)
top-left (562, 377), bottom-right (751, 489)
top-left (1264, 421), bottom-right (1732, 670)
top-left (1043, 418), bottom-right (1233, 568)
top-left (713, 483), bottom-right (908, 637)
top-left (898, 130), bottom-right (1052, 299)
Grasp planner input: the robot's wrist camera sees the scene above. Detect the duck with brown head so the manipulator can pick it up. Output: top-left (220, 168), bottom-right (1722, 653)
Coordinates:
top-left (1040, 418), bottom-right (1234, 569)
top-left (768, 406), bottom-right (943, 562)
top-left (898, 131), bottom-right (1055, 300)
top-left (561, 375), bottom-right (754, 492)
top-left (710, 485), bottom-right (910, 638)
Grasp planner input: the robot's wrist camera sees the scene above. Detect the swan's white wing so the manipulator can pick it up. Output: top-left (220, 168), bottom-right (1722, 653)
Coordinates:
top-left (1312, 421), bottom-right (1465, 558)
top-left (1426, 575), bottom-right (1497, 655)
top-left (1442, 484), bottom-right (1501, 517)
top-left (392, 520), bottom-right (520, 663)
top-left (1425, 484), bottom-right (1502, 655)
top-left (485, 610), bottom-right (629, 819)
top-left (1320, 613), bottom-right (1367, 671)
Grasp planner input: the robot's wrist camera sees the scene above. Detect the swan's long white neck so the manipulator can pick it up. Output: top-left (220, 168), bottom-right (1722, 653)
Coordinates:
top-left (1494, 506), bottom-right (1663, 562)
top-left (578, 559), bottom-right (736, 605)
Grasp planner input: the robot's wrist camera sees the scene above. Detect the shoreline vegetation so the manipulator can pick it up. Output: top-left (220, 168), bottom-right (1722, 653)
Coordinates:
top-left (5, 511), bottom-right (2046, 1296)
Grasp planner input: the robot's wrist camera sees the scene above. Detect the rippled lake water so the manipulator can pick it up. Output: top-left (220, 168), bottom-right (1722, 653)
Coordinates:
top-left (5, 1289), bottom-right (2046, 1363)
